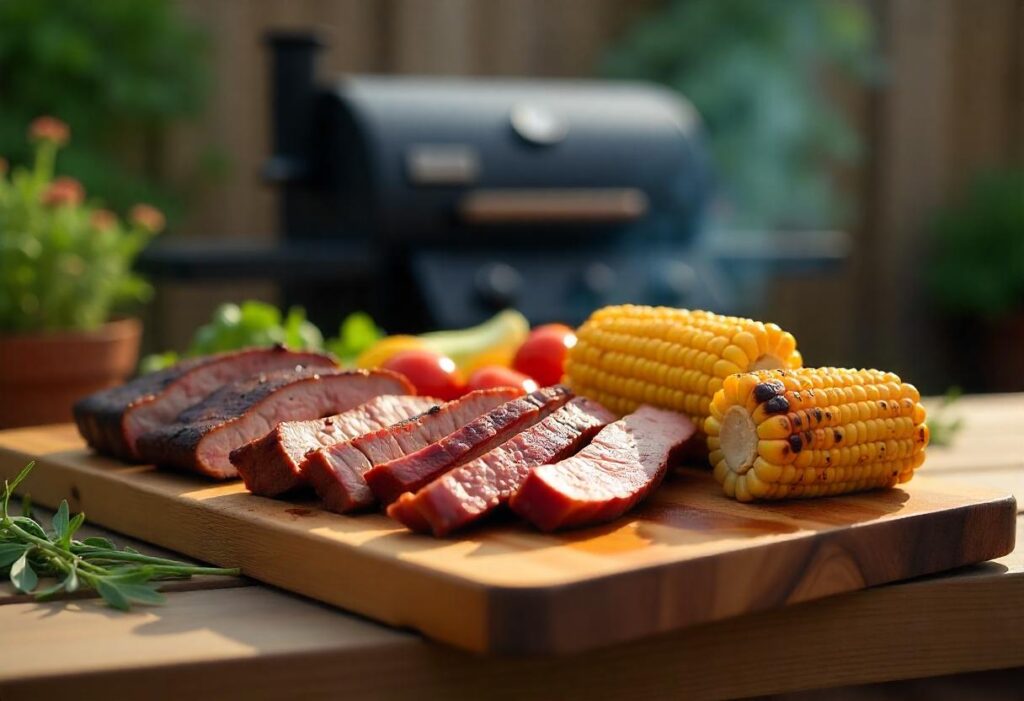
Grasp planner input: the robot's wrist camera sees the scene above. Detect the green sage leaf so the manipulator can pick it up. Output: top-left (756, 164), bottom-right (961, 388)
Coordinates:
top-left (66, 512), bottom-right (85, 540)
top-left (10, 552), bottom-right (38, 593)
top-left (117, 583), bottom-right (166, 606)
top-left (95, 579), bottom-right (130, 611)
top-left (11, 516), bottom-right (48, 540)
top-left (79, 536), bottom-right (115, 550)
top-left (0, 543), bottom-right (27, 568)
top-left (52, 501), bottom-right (70, 541)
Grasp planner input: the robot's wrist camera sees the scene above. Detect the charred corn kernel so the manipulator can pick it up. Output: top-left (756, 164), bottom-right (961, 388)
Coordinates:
top-left (566, 306), bottom-right (802, 440)
top-left (758, 440), bottom-right (795, 465)
top-left (705, 367), bottom-right (928, 502)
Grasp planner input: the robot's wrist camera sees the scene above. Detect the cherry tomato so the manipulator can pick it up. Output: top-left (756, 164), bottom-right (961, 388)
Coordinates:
top-left (467, 366), bottom-right (537, 394)
top-left (513, 323), bottom-right (576, 386)
top-left (382, 349), bottom-right (465, 401)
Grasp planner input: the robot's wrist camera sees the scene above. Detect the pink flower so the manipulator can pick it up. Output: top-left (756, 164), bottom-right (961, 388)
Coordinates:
top-left (41, 177), bottom-right (85, 208)
top-left (130, 204), bottom-right (165, 233)
top-left (29, 116), bottom-right (70, 146)
top-left (90, 209), bottom-right (118, 232)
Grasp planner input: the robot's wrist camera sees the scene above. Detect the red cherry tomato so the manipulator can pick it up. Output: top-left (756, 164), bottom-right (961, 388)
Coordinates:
top-left (513, 323), bottom-right (576, 386)
top-left (467, 366), bottom-right (537, 394)
top-left (382, 349), bottom-right (465, 401)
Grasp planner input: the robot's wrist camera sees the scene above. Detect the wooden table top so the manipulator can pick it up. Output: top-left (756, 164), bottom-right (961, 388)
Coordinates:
top-left (1, 393), bottom-right (1021, 700)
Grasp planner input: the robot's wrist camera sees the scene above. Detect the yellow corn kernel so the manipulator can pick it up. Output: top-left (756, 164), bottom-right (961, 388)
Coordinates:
top-left (757, 415), bottom-right (792, 439)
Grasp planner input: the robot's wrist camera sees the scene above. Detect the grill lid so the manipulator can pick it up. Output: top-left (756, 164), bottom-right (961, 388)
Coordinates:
top-left (317, 76), bottom-right (712, 243)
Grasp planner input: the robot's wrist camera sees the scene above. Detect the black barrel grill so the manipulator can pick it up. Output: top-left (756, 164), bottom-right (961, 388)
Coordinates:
top-left (140, 33), bottom-right (843, 334)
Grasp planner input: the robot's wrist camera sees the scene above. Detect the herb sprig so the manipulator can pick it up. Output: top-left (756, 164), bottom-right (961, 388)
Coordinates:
top-left (1, 462), bottom-right (240, 610)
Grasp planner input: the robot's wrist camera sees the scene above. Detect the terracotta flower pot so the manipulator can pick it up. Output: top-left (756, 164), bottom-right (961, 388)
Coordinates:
top-left (0, 318), bottom-right (141, 428)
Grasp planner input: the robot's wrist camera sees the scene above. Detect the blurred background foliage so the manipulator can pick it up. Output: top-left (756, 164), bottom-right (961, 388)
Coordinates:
top-left (0, 0), bottom-right (210, 220)
top-left (604, 0), bottom-right (880, 229)
top-left (140, 302), bottom-right (383, 373)
top-left (926, 169), bottom-right (1024, 320)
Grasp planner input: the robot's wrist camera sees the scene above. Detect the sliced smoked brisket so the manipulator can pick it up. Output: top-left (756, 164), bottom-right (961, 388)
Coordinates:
top-left (388, 396), bottom-right (615, 536)
top-left (135, 368), bottom-right (411, 479)
top-left (509, 406), bottom-right (695, 531)
top-left (304, 387), bottom-right (523, 513)
top-left (230, 394), bottom-right (437, 497)
top-left (364, 385), bottom-right (572, 505)
top-left (73, 347), bottom-right (337, 460)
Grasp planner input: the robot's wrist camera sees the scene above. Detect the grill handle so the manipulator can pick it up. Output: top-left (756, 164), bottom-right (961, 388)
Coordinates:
top-left (458, 188), bottom-right (648, 224)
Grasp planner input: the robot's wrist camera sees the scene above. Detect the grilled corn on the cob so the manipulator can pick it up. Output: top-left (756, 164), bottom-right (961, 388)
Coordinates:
top-left (705, 367), bottom-right (929, 501)
top-left (565, 305), bottom-right (803, 432)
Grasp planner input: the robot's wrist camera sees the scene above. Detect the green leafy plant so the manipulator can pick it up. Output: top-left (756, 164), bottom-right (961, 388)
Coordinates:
top-left (926, 170), bottom-right (1024, 319)
top-left (0, 0), bottom-right (208, 216)
top-left (926, 386), bottom-right (964, 448)
top-left (187, 302), bottom-right (325, 357)
top-left (141, 301), bottom-right (384, 372)
top-left (603, 0), bottom-right (878, 228)
top-left (325, 312), bottom-right (385, 362)
top-left (1, 462), bottom-right (239, 610)
top-left (0, 118), bottom-right (165, 333)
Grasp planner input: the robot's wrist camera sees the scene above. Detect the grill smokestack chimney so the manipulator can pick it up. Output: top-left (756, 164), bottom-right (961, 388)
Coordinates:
top-left (264, 32), bottom-right (323, 184)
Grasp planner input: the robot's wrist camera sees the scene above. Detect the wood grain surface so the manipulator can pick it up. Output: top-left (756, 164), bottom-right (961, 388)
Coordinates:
top-left (1, 520), bottom-right (1021, 701)
top-left (0, 423), bottom-right (1015, 654)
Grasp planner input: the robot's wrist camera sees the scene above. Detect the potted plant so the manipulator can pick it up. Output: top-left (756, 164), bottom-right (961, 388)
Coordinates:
top-left (926, 169), bottom-right (1024, 391)
top-left (0, 117), bottom-right (164, 427)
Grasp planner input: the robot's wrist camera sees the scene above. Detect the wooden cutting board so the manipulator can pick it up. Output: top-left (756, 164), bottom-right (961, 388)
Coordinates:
top-left (0, 424), bottom-right (1015, 654)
